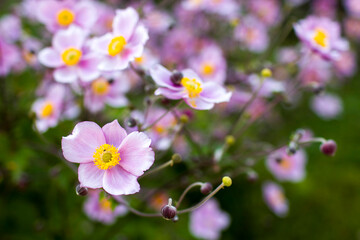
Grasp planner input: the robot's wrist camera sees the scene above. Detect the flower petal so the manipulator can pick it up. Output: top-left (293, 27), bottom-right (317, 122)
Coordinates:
top-left (113, 8), bottom-right (139, 40)
top-left (118, 131), bottom-right (154, 176)
top-left (184, 97), bottom-right (215, 110)
top-left (53, 25), bottom-right (86, 52)
top-left (200, 82), bottom-right (232, 103)
top-left (38, 47), bottom-right (62, 68)
top-left (91, 33), bottom-right (113, 55)
top-left (103, 166), bottom-right (140, 195)
top-left (102, 120), bottom-right (128, 148)
top-left (54, 67), bottom-right (78, 83)
top-left (150, 64), bottom-right (180, 90)
top-left (78, 162), bottom-right (105, 188)
top-left (62, 121), bottom-right (106, 163)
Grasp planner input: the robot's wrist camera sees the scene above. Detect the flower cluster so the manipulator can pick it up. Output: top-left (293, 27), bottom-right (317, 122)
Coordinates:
top-left (0, 0), bottom-right (356, 238)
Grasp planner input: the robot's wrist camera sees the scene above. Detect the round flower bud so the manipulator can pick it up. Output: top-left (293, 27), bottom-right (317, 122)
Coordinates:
top-left (225, 135), bottom-right (235, 146)
top-left (180, 114), bottom-right (189, 124)
top-left (222, 176), bottom-right (232, 187)
top-left (320, 140), bottom-right (337, 156)
top-left (171, 153), bottom-right (182, 164)
top-left (76, 184), bottom-right (88, 196)
top-left (261, 68), bottom-right (272, 78)
top-left (126, 118), bottom-right (137, 128)
top-left (170, 71), bottom-right (183, 85)
top-left (200, 182), bottom-right (213, 195)
top-left (161, 205), bottom-right (177, 220)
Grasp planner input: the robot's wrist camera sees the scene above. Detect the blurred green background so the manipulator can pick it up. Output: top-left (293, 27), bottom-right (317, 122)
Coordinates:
top-left (1, 0), bottom-right (360, 240)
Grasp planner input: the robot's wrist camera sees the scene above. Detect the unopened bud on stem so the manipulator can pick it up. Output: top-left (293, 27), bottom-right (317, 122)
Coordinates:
top-left (320, 140), bottom-right (337, 156)
top-left (161, 198), bottom-right (177, 220)
top-left (76, 184), bottom-right (88, 196)
top-left (200, 182), bottom-right (213, 195)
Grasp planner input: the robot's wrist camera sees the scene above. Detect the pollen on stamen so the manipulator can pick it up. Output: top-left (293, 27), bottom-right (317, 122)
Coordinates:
top-left (93, 144), bottom-right (120, 170)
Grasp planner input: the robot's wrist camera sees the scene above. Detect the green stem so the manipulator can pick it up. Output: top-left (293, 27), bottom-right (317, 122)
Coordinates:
top-left (176, 182), bottom-right (203, 209)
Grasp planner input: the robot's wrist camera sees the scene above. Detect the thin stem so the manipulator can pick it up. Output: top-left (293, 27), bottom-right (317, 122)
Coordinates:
top-left (230, 77), bottom-right (265, 135)
top-left (299, 137), bottom-right (326, 145)
top-left (139, 159), bottom-right (173, 179)
top-left (142, 100), bottom-right (183, 131)
top-left (114, 196), bottom-right (162, 218)
top-left (177, 183), bottom-right (225, 215)
top-left (176, 182), bottom-right (203, 209)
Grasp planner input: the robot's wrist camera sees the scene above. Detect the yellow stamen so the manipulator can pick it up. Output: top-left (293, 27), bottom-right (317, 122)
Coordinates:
top-left (108, 36), bottom-right (126, 57)
top-left (313, 29), bottom-right (328, 48)
top-left (41, 102), bottom-right (54, 118)
top-left (56, 9), bottom-right (75, 27)
top-left (202, 63), bottom-right (214, 75)
top-left (99, 198), bottom-right (112, 212)
top-left (279, 158), bottom-right (292, 170)
top-left (135, 56), bottom-right (144, 63)
top-left (61, 48), bottom-right (82, 66)
top-left (154, 125), bottom-right (165, 134)
top-left (93, 144), bottom-right (120, 170)
top-left (181, 77), bottom-right (203, 99)
top-left (91, 78), bottom-right (110, 96)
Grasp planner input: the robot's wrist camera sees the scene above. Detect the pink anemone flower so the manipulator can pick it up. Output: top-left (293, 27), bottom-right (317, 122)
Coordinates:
top-left (91, 7), bottom-right (149, 72)
top-left (150, 65), bottom-right (232, 110)
top-left (263, 181), bottom-right (289, 217)
top-left (294, 16), bottom-right (349, 60)
top-left (36, 0), bottom-right (98, 33)
top-left (62, 120), bottom-right (155, 195)
top-left (38, 26), bottom-right (100, 83)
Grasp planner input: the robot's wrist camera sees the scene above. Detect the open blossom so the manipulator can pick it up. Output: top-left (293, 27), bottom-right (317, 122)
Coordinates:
top-left (38, 26), bottom-right (100, 83)
top-left (36, 0), bottom-right (98, 33)
top-left (188, 44), bottom-right (227, 84)
top-left (189, 199), bottom-right (230, 240)
top-left (0, 38), bottom-right (21, 76)
top-left (31, 84), bottom-right (66, 132)
top-left (0, 15), bottom-right (22, 43)
top-left (344, 0), bottom-right (360, 18)
top-left (91, 8), bottom-right (149, 72)
top-left (84, 72), bottom-right (129, 113)
top-left (266, 147), bottom-right (307, 182)
top-left (62, 120), bottom-right (155, 195)
top-left (311, 93), bottom-right (343, 120)
top-left (263, 182), bottom-right (289, 217)
top-left (84, 190), bottom-right (127, 224)
top-left (235, 16), bottom-right (269, 53)
top-left (294, 16), bottom-right (349, 60)
top-left (248, 0), bottom-right (281, 26)
top-left (150, 65), bottom-right (232, 110)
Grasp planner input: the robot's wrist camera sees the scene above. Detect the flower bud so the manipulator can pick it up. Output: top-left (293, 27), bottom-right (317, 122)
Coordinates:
top-left (171, 153), bottom-right (182, 164)
top-left (287, 141), bottom-right (297, 155)
top-left (126, 117), bottom-right (137, 128)
top-left (320, 140), bottom-right (337, 156)
top-left (225, 135), bottom-right (235, 146)
top-left (76, 184), bottom-right (88, 196)
top-left (261, 68), bottom-right (272, 78)
top-left (222, 176), bottom-right (232, 187)
top-left (200, 182), bottom-right (213, 195)
top-left (180, 114), bottom-right (189, 124)
top-left (161, 198), bottom-right (177, 220)
top-left (170, 71), bottom-right (183, 85)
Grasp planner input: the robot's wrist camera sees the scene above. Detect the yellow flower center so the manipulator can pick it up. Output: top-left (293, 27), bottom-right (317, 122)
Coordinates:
top-left (135, 56), bottom-right (144, 64)
top-left (61, 48), bottom-right (82, 66)
top-left (201, 63), bottom-right (214, 75)
top-left (154, 125), bottom-right (165, 134)
top-left (57, 9), bottom-right (75, 27)
top-left (270, 191), bottom-right (285, 206)
top-left (99, 198), bottom-right (112, 212)
top-left (41, 102), bottom-right (54, 118)
top-left (313, 28), bottom-right (328, 48)
top-left (181, 77), bottom-right (203, 98)
top-left (279, 158), bottom-right (292, 170)
top-left (93, 144), bottom-right (120, 170)
top-left (91, 78), bottom-right (110, 96)
top-left (108, 36), bottom-right (127, 57)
